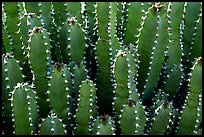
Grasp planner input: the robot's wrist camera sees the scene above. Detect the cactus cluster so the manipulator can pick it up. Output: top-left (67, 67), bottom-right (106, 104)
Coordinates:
top-left (2, 2), bottom-right (202, 135)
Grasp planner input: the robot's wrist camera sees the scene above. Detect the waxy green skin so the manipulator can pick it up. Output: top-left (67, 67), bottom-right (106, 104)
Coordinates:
top-left (2, 54), bottom-right (24, 134)
top-left (2, 2), bottom-right (202, 135)
top-left (11, 83), bottom-right (38, 135)
top-left (40, 113), bottom-right (65, 135)
top-left (177, 58), bottom-right (202, 135)
top-left (48, 63), bottom-right (70, 124)
top-left (75, 79), bottom-right (97, 135)
top-left (29, 27), bottom-right (51, 118)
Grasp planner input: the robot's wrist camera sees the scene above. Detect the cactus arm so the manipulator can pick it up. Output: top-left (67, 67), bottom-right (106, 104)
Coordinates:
top-left (4, 3), bottom-right (32, 84)
top-left (83, 2), bottom-right (98, 82)
top-left (85, 2), bottom-right (97, 42)
top-left (109, 2), bottom-right (117, 41)
top-left (136, 5), bottom-right (158, 94)
top-left (70, 22), bottom-right (86, 62)
top-left (75, 80), bottom-right (96, 135)
top-left (182, 2), bottom-right (202, 74)
top-left (177, 57), bottom-right (202, 135)
top-left (126, 51), bottom-right (139, 101)
top-left (28, 27), bottom-right (51, 118)
top-left (166, 2), bottom-right (184, 66)
top-left (193, 94), bottom-right (202, 134)
top-left (113, 51), bottom-right (130, 121)
top-left (189, 58), bottom-right (202, 95)
top-left (48, 63), bottom-right (69, 122)
top-left (190, 16), bottom-right (202, 61)
top-left (73, 62), bottom-right (87, 99)
top-left (177, 93), bottom-right (200, 135)
top-left (92, 117), bottom-right (100, 135)
top-left (161, 2), bottom-right (184, 100)
top-left (149, 103), bottom-right (171, 135)
top-left (3, 2), bottom-right (26, 65)
top-left (142, 4), bottom-right (169, 102)
top-left (96, 2), bottom-right (109, 40)
top-left (40, 113), bottom-right (65, 135)
top-left (163, 66), bottom-right (182, 99)
top-left (63, 65), bottom-right (72, 99)
top-left (119, 2), bottom-right (130, 43)
top-left (120, 100), bottom-right (136, 135)
top-left (123, 2), bottom-right (143, 45)
top-left (115, 2), bottom-right (123, 39)
top-left (134, 101), bottom-right (146, 135)
top-left (2, 54), bottom-right (24, 134)
top-left (27, 86), bottom-right (38, 134)
top-left (19, 14), bottom-right (29, 53)
top-left (109, 2), bottom-right (122, 59)
top-left (59, 21), bottom-right (71, 63)
top-left (11, 83), bottom-right (38, 135)
top-left (12, 84), bottom-right (31, 135)
top-left (96, 39), bottom-right (113, 115)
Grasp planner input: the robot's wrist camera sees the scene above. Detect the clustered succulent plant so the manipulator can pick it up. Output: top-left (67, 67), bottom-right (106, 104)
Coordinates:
top-left (2, 2), bottom-right (202, 135)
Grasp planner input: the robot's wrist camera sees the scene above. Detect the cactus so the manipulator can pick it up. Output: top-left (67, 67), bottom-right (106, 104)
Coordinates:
top-left (2, 53), bottom-right (24, 134)
top-left (40, 111), bottom-right (65, 135)
top-left (176, 57), bottom-right (202, 135)
top-left (2, 2), bottom-right (202, 135)
top-left (11, 83), bottom-right (38, 135)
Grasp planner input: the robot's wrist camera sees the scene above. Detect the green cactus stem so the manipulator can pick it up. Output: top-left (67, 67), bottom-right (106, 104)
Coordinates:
top-left (95, 115), bottom-right (115, 135)
top-left (96, 39), bottom-right (113, 115)
top-left (2, 53), bottom-right (24, 134)
top-left (11, 83), bottom-right (38, 135)
top-left (28, 27), bottom-right (51, 118)
top-left (48, 63), bottom-right (70, 125)
top-left (142, 3), bottom-right (169, 102)
top-left (75, 79), bottom-right (97, 135)
top-left (40, 112), bottom-right (65, 135)
top-left (69, 18), bottom-right (86, 62)
top-left (177, 57), bottom-right (202, 135)
top-left (149, 102), bottom-right (171, 135)
top-left (113, 50), bottom-right (130, 121)
top-left (136, 3), bottom-right (159, 96)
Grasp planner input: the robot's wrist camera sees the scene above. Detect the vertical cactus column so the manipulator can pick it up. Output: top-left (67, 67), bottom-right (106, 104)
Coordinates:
top-left (2, 53), bottom-right (24, 134)
top-left (119, 99), bottom-right (146, 135)
top-left (177, 2), bottom-right (202, 108)
top-left (112, 50), bottom-right (130, 121)
top-left (119, 99), bottom-right (137, 135)
top-left (95, 2), bottom-right (114, 115)
top-left (11, 83), bottom-right (38, 135)
top-left (177, 57), bottom-right (202, 135)
top-left (136, 3), bottom-right (158, 98)
top-left (47, 63), bottom-right (71, 128)
top-left (40, 112), bottom-right (65, 135)
top-left (149, 102), bottom-right (171, 135)
top-left (3, 2), bottom-right (32, 83)
top-left (75, 79), bottom-right (97, 135)
top-left (83, 2), bottom-right (98, 82)
top-left (123, 2), bottom-right (144, 45)
top-left (94, 115), bottom-right (115, 135)
top-left (142, 3), bottom-right (169, 103)
top-left (161, 2), bottom-right (184, 102)
top-left (28, 27), bottom-right (51, 118)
